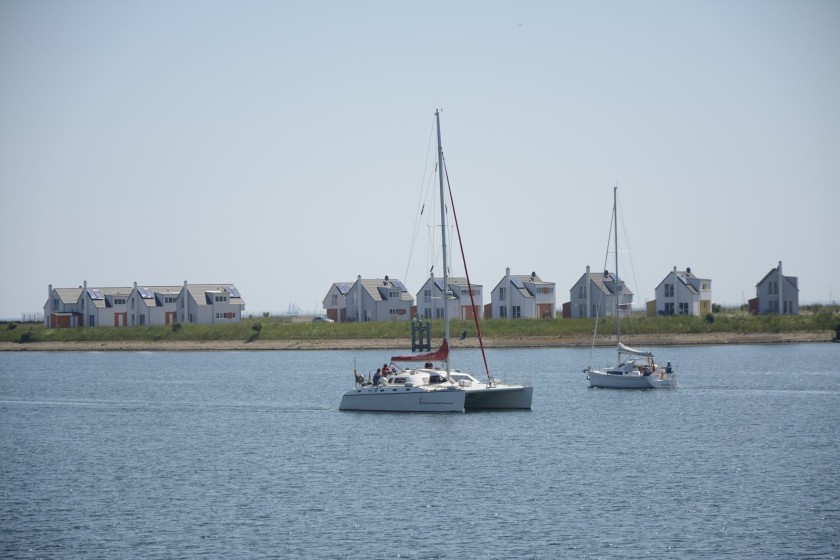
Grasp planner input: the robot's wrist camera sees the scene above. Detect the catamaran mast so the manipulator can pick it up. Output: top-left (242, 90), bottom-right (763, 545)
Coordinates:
top-left (435, 109), bottom-right (450, 371)
top-left (613, 185), bottom-right (621, 363)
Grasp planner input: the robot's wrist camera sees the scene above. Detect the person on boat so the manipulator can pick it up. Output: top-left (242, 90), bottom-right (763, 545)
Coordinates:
top-left (382, 363), bottom-right (391, 376)
top-left (665, 361), bottom-right (673, 374)
top-left (373, 368), bottom-right (382, 386)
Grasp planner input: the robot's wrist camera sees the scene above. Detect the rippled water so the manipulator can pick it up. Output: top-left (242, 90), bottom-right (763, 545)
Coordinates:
top-left (1, 345), bottom-right (838, 558)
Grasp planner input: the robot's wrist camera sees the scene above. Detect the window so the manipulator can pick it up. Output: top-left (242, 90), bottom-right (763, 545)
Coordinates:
top-left (678, 302), bottom-right (689, 315)
top-left (768, 281), bottom-right (778, 295)
top-left (424, 289), bottom-right (432, 302)
top-left (512, 306), bottom-right (521, 318)
top-left (139, 314), bottom-right (145, 325)
top-left (664, 302), bottom-right (675, 315)
top-left (423, 308), bottom-right (431, 319)
top-left (88, 315), bottom-right (95, 326)
top-left (499, 306), bottom-right (507, 318)
top-left (664, 284), bottom-right (674, 298)
top-left (578, 285), bottom-right (586, 299)
top-left (783, 300), bottom-right (792, 314)
top-left (435, 308), bottom-right (444, 319)
top-left (577, 304), bottom-right (586, 317)
top-left (499, 287), bottom-right (506, 301)
top-left (388, 290), bottom-right (400, 299)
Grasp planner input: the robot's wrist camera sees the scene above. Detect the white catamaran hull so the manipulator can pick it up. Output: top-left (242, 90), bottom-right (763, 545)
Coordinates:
top-left (339, 386), bottom-right (465, 412)
top-left (463, 385), bottom-right (534, 409)
top-left (587, 370), bottom-right (676, 389)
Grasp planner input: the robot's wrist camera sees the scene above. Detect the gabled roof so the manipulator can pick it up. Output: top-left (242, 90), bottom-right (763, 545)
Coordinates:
top-left (578, 271), bottom-right (634, 297)
top-left (53, 287), bottom-right (83, 304)
top-left (84, 287), bottom-right (133, 308)
top-left (332, 282), bottom-right (353, 296)
top-left (497, 273), bottom-right (554, 298)
top-left (358, 278), bottom-right (412, 303)
top-left (756, 267), bottom-right (799, 291)
top-left (427, 277), bottom-right (479, 298)
top-left (183, 284), bottom-right (245, 306)
top-left (655, 269), bottom-right (708, 292)
top-left (134, 285), bottom-right (181, 308)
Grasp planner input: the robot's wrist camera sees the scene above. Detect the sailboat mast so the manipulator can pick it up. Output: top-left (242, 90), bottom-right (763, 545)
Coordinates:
top-left (613, 186), bottom-right (621, 362)
top-left (435, 110), bottom-right (450, 370)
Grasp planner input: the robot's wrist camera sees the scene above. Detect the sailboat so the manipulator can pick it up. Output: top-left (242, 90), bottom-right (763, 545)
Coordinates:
top-left (584, 187), bottom-right (677, 389)
top-left (339, 110), bottom-right (533, 411)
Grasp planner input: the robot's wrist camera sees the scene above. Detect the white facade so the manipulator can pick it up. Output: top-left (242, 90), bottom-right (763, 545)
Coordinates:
top-left (416, 274), bottom-right (483, 321)
top-left (569, 265), bottom-right (633, 318)
top-left (490, 268), bottom-right (556, 319)
top-left (755, 261), bottom-right (799, 315)
top-left (654, 266), bottom-right (712, 316)
top-left (345, 275), bottom-right (413, 322)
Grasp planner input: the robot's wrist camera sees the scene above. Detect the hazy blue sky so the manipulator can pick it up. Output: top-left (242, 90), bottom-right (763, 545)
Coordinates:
top-left (1, 0), bottom-right (838, 319)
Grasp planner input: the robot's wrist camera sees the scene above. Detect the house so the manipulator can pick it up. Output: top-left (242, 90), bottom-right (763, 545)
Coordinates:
top-left (750, 261), bottom-right (799, 315)
top-left (568, 265), bottom-right (633, 318)
top-left (415, 273), bottom-right (483, 321)
top-left (322, 282), bottom-right (353, 322)
top-left (489, 268), bottom-right (556, 319)
top-left (344, 275), bottom-right (413, 322)
top-left (44, 280), bottom-right (245, 327)
top-left (653, 266), bottom-right (712, 316)
top-left (43, 285), bottom-right (84, 327)
top-left (127, 282), bottom-right (181, 326)
top-left (176, 281), bottom-right (245, 324)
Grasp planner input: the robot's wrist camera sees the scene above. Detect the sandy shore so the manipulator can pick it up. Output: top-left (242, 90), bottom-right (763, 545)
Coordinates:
top-left (0, 331), bottom-right (834, 351)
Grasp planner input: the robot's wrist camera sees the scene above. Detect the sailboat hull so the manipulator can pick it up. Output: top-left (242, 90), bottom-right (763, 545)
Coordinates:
top-left (463, 385), bottom-right (533, 409)
top-left (339, 386), bottom-right (465, 412)
top-left (587, 369), bottom-right (676, 389)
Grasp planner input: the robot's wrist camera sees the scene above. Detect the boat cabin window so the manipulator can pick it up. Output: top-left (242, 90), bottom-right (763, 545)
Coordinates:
top-left (428, 373), bottom-right (446, 384)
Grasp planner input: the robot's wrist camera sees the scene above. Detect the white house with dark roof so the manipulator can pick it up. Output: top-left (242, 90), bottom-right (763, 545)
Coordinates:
top-left (345, 275), bottom-right (413, 322)
top-left (752, 261), bottom-right (799, 315)
top-left (415, 273), bottom-right (484, 321)
top-left (654, 266), bottom-right (712, 316)
top-left (176, 281), bottom-right (245, 324)
top-left (322, 281), bottom-right (353, 322)
top-left (127, 282), bottom-right (181, 326)
top-left (569, 265), bottom-right (634, 318)
top-left (490, 268), bottom-right (556, 319)
top-left (62, 281), bottom-right (133, 327)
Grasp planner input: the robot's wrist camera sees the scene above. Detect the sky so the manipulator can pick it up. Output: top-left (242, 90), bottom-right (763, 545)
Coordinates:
top-left (1, 0), bottom-right (838, 319)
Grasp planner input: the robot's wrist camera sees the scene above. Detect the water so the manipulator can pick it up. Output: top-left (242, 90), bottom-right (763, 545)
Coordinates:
top-left (1, 344), bottom-right (838, 559)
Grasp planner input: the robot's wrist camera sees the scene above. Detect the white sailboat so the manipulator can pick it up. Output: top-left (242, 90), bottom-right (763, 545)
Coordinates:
top-left (585, 187), bottom-right (677, 389)
top-left (339, 110), bottom-right (533, 411)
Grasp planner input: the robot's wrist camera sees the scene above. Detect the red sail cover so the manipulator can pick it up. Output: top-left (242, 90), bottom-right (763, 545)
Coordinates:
top-left (391, 339), bottom-right (449, 363)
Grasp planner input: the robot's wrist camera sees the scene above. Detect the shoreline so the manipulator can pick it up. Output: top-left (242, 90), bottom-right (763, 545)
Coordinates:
top-left (0, 331), bottom-right (833, 351)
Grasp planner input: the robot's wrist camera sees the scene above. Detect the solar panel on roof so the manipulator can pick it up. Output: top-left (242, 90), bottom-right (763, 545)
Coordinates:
top-left (433, 279), bottom-right (444, 291)
top-left (510, 278), bottom-right (524, 289)
top-left (336, 283), bottom-right (351, 295)
top-left (390, 280), bottom-right (406, 291)
top-left (138, 287), bottom-right (154, 299)
top-left (87, 289), bottom-right (104, 300)
top-left (224, 286), bottom-right (241, 298)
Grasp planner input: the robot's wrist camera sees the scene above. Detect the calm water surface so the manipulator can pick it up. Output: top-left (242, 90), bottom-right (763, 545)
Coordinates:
top-left (1, 344), bottom-right (838, 559)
